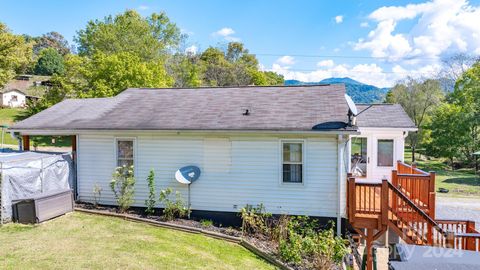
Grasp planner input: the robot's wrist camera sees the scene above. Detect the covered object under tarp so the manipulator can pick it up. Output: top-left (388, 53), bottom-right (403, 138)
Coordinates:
top-left (0, 151), bottom-right (73, 223)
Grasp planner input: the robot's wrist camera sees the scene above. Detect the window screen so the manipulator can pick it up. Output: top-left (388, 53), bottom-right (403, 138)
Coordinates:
top-left (377, 139), bottom-right (393, 167)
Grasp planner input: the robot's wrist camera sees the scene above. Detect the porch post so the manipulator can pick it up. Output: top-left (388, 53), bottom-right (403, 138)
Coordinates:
top-left (22, 135), bottom-right (30, 151)
top-left (71, 135), bottom-right (78, 200)
top-left (366, 228), bottom-right (374, 270)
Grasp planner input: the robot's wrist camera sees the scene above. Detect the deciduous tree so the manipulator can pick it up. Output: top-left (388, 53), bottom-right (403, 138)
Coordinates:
top-left (387, 78), bottom-right (444, 162)
top-left (33, 48), bottom-right (65, 75)
top-left (0, 22), bottom-right (34, 88)
top-left (75, 10), bottom-right (182, 61)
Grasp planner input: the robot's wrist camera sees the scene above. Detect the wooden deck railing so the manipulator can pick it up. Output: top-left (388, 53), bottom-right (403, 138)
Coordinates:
top-left (437, 219), bottom-right (480, 251)
top-left (347, 172), bottom-right (480, 252)
top-left (393, 161), bottom-right (436, 217)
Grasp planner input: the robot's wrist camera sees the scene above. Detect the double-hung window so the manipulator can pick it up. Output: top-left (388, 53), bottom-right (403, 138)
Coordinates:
top-left (282, 142), bottom-right (303, 183)
top-left (116, 139), bottom-right (134, 167)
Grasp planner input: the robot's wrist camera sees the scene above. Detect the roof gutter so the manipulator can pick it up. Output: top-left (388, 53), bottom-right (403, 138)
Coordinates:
top-left (9, 128), bottom-right (360, 136)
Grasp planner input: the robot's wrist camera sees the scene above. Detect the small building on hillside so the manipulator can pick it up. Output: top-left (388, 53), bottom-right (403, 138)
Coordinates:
top-left (0, 89), bottom-right (39, 108)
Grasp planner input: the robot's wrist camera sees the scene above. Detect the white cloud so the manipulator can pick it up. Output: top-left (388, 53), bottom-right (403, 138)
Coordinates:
top-left (317, 59), bottom-right (335, 67)
top-left (335, 15), bottom-right (344, 24)
top-left (214, 27), bottom-right (235, 37)
top-left (276, 55), bottom-right (295, 66)
top-left (268, 60), bottom-right (442, 88)
top-left (185, 45), bottom-right (198, 54)
top-left (137, 5), bottom-right (149, 11)
top-left (355, 0), bottom-right (480, 61)
top-left (360, 22), bottom-right (369, 28)
top-left (212, 27), bottom-right (240, 42)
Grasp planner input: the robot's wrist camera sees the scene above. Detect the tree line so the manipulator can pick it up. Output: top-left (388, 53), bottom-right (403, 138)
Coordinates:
top-left (0, 10), bottom-right (284, 117)
top-left (386, 55), bottom-right (480, 169)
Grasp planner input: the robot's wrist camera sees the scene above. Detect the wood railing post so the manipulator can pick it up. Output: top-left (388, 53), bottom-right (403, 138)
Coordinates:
top-left (411, 163), bottom-right (416, 174)
top-left (392, 170), bottom-right (398, 212)
top-left (466, 221), bottom-right (476, 250)
top-left (429, 171), bottom-right (436, 220)
top-left (347, 174), bottom-right (356, 222)
top-left (381, 179), bottom-right (389, 227)
top-left (446, 231), bottom-right (455, 248)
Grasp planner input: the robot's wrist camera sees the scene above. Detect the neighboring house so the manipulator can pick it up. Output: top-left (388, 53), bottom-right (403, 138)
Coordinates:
top-left (9, 85), bottom-right (415, 229)
top-left (0, 89), bottom-right (27, 108)
top-left (0, 89), bottom-right (40, 108)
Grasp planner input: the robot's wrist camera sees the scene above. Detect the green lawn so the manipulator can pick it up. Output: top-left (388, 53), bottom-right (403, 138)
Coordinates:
top-left (0, 212), bottom-right (274, 270)
top-left (404, 149), bottom-right (480, 197)
top-left (0, 108), bottom-right (71, 148)
top-left (0, 108), bottom-right (23, 145)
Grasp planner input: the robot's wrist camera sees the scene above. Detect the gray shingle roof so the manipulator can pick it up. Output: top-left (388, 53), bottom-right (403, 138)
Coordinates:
top-left (11, 85), bottom-right (415, 132)
top-left (356, 104), bottom-right (416, 128)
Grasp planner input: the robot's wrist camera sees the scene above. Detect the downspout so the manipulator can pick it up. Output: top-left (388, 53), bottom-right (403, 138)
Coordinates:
top-left (337, 134), bottom-right (344, 236)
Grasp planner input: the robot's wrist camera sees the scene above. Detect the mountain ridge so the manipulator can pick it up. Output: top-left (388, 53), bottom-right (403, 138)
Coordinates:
top-left (284, 77), bottom-right (390, 103)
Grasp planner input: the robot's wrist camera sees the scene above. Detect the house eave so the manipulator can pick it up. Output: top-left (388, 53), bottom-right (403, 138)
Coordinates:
top-left (8, 128), bottom-right (360, 136)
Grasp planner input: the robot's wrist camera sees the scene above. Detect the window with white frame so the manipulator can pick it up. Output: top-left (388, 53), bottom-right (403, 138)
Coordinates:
top-left (116, 139), bottom-right (134, 167)
top-left (377, 139), bottom-right (394, 167)
top-left (282, 142), bottom-right (303, 183)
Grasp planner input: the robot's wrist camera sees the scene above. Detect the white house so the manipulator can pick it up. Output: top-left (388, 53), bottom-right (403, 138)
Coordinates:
top-left (9, 84), bottom-right (416, 231)
top-left (0, 89), bottom-right (27, 108)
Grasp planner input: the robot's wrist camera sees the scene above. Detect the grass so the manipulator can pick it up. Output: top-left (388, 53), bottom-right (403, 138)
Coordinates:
top-left (404, 148), bottom-right (480, 197)
top-left (0, 108), bottom-right (71, 149)
top-left (0, 212), bottom-right (274, 270)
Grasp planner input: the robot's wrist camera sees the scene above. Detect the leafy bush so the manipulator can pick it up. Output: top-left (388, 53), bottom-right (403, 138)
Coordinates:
top-left (239, 204), bottom-right (272, 236)
top-left (158, 188), bottom-right (189, 221)
top-left (144, 169), bottom-right (156, 215)
top-left (200, 219), bottom-right (213, 227)
top-left (278, 218), bottom-right (349, 268)
top-left (110, 165), bottom-right (136, 213)
top-left (92, 183), bottom-right (102, 208)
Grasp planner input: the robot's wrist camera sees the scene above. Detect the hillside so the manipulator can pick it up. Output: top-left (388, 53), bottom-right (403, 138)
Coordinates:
top-left (285, 77), bottom-right (390, 103)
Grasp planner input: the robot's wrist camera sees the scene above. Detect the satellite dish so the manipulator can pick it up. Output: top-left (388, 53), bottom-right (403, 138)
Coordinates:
top-left (175, 165), bottom-right (201, 185)
top-left (345, 94), bottom-right (358, 116)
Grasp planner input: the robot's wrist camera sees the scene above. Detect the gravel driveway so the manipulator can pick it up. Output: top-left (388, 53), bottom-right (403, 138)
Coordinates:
top-left (436, 196), bottom-right (480, 231)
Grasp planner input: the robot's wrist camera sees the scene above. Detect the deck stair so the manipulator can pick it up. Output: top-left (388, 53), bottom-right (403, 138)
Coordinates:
top-left (347, 161), bottom-right (480, 270)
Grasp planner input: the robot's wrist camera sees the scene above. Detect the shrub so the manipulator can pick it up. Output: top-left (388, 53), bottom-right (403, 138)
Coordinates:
top-left (200, 219), bottom-right (213, 227)
top-left (93, 183), bottom-right (102, 207)
top-left (144, 169), bottom-right (156, 215)
top-left (110, 165), bottom-right (136, 213)
top-left (278, 218), bottom-right (349, 268)
top-left (158, 188), bottom-right (189, 221)
top-left (239, 204), bottom-right (272, 236)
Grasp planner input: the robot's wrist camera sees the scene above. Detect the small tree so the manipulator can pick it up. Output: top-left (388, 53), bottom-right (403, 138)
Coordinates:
top-left (158, 188), bottom-right (188, 221)
top-left (93, 183), bottom-right (102, 208)
top-left (110, 165), bottom-right (135, 212)
top-left (144, 169), bottom-right (156, 215)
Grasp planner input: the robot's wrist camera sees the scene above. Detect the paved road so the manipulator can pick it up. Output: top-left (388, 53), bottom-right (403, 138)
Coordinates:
top-left (436, 196), bottom-right (480, 231)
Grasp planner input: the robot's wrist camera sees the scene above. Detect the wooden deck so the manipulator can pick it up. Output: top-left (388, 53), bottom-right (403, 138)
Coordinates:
top-left (347, 161), bottom-right (480, 270)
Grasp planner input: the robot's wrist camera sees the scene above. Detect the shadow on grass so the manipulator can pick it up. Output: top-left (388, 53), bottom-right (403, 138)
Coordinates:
top-left (444, 177), bottom-right (480, 186)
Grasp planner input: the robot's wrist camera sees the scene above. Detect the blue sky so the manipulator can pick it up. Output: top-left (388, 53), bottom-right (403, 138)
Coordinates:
top-left (1, 0), bottom-right (480, 87)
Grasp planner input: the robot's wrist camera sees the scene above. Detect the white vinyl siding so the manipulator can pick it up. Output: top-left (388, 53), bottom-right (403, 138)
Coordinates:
top-left (77, 133), bottom-right (340, 217)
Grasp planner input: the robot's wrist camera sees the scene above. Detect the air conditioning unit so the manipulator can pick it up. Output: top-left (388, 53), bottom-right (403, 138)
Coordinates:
top-left (12, 189), bottom-right (74, 224)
